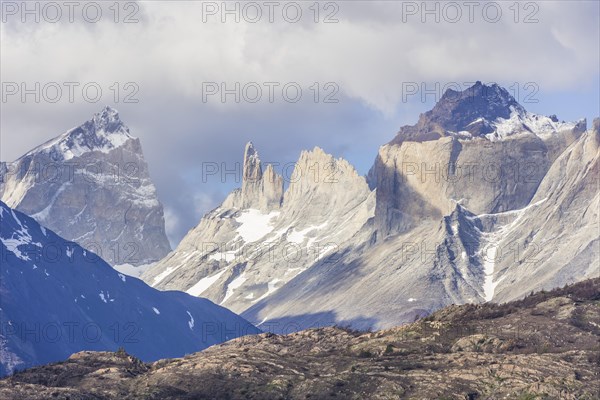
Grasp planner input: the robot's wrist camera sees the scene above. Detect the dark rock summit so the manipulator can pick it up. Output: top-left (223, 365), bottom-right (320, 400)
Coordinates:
top-left (391, 81), bottom-right (584, 143)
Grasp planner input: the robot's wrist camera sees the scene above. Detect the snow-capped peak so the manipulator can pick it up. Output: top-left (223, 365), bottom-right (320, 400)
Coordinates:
top-left (25, 106), bottom-right (134, 161)
top-left (393, 81), bottom-right (585, 143)
top-left (2, 108), bottom-right (171, 267)
top-left (91, 106), bottom-right (125, 133)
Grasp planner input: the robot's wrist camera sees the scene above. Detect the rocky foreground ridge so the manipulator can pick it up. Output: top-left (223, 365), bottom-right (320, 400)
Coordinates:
top-left (1, 278), bottom-right (598, 399)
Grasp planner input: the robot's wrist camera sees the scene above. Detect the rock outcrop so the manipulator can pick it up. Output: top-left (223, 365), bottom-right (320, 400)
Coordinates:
top-left (390, 81), bottom-right (586, 143)
top-left (370, 82), bottom-right (586, 236)
top-left (483, 118), bottom-right (600, 302)
top-left (242, 84), bottom-right (597, 331)
top-left (223, 142), bottom-right (284, 211)
top-left (2, 278), bottom-right (598, 399)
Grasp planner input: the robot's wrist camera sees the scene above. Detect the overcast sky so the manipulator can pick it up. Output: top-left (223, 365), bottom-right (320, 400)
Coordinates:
top-left (1, 0), bottom-right (599, 246)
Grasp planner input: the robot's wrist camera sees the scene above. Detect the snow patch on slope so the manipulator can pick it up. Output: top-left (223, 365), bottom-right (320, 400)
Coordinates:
top-left (114, 263), bottom-right (154, 278)
top-left (486, 107), bottom-right (579, 141)
top-left (208, 251), bottom-right (237, 263)
top-left (474, 197), bottom-right (548, 301)
top-left (186, 311), bottom-right (195, 330)
top-left (481, 243), bottom-right (499, 302)
top-left (253, 278), bottom-right (281, 303)
top-left (0, 208), bottom-right (42, 261)
top-left (152, 266), bottom-right (177, 286)
top-left (223, 272), bottom-right (247, 303)
top-left (287, 222), bottom-right (328, 245)
top-left (187, 269), bottom-right (227, 297)
top-left (235, 209), bottom-right (280, 242)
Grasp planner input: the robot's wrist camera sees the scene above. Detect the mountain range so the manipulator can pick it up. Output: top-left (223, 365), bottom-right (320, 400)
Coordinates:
top-left (142, 82), bottom-right (599, 332)
top-left (2, 81), bottom-right (597, 337)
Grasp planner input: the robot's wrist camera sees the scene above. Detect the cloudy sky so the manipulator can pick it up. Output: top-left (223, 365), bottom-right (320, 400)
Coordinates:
top-left (1, 0), bottom-right (599, 246)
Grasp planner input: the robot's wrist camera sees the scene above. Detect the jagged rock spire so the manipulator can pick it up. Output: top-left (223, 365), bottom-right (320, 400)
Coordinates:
top-left (90, 106), bottom-right (126, 133)
top-left (239, 142), bottom-right (283, 210)
top-left (242, 142), bottom-right (262, 184)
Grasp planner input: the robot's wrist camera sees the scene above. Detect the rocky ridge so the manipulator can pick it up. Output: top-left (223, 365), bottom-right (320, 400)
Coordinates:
top-left (1, 278), bottom-right (598, 399)
top-left (0, 201), bottom-right (259, 376)
top-left (142, 143), bottom-right (375, 321)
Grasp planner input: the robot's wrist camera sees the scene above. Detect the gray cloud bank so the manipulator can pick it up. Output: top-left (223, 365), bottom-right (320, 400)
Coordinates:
top-left (1, 0), bottom-right (598, 245)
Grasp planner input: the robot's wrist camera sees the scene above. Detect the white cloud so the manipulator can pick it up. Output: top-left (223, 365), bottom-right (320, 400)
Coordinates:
top-left (1, 0), bottom-right (598, 245)
top-left (2, 1), bottom-right (598, 112)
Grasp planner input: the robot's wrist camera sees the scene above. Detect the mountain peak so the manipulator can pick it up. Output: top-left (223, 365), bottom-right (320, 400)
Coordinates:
top-left (243, 141), bottom-right (262, 182)
top-left (3, 108), bottom-right (171, 267)
top-left (59, 106), bottom-right (134, 159)
top-left (440, 81), bottom-right (520, 109)
top-left (91, 106), bottom-right (123, 133)
top-left (23, 107), bottom-right (135, 161)
top-left (235, 142), bottom-right (283, 210)
top-left (427, 81), bottom-right (524, 134)
top-left (392, 81), bottom-right (579, 143)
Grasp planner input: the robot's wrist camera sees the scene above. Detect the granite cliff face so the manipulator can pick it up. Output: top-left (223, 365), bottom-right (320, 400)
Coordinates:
top-left (0, 107), bottom-right (171, 268)
top-left (370, 82), bottom-right (586, 236)
top-left (144, 82), bottom-right (598, 333)
top-left (485, 120), bottom-right (600, 302)
top-left (223, 142), bottom-right (284, 211)
top-left (142, 143), bottom-right (375, 323)
top-left (254, 92), bottom-right (596, 331)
